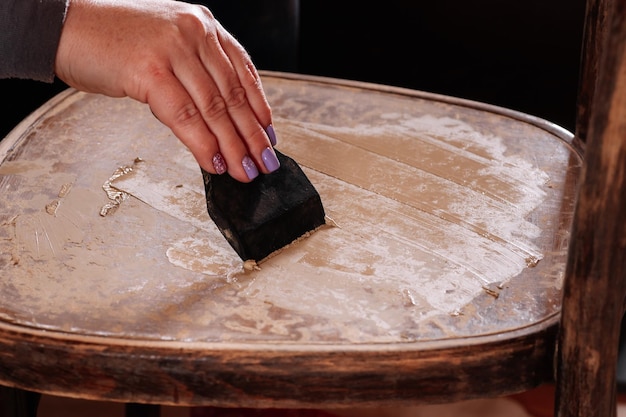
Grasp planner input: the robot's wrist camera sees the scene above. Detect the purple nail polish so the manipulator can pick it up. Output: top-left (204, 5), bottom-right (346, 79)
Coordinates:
top-left (266, 124), bottom-right (277, 146)
top-left (242, 155), bottom-right (259, 180)
top-left (212, 152), bottom-right (227, 174)
top-left (262, 147), bottom-right (280, 172)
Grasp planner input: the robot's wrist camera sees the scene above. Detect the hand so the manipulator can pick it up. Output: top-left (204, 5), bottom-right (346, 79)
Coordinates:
top-left (54, 0), bottom-right (279, 182)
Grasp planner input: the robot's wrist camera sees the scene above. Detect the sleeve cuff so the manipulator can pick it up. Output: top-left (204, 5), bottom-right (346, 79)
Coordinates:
top-left (0, 0), bottom-right (70, 82)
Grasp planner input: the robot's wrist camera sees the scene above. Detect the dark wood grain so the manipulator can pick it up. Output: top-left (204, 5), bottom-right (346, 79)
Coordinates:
top-left (575, 0), bottom-right (610, 144)
top-left (556, 0), bottom-right (626, 416)
top-left (0, 321), bottom-right (557, 407)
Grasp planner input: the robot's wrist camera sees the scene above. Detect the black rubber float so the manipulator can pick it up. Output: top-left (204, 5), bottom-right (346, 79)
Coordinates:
top-left (202, 150), bottom-right (326, 262)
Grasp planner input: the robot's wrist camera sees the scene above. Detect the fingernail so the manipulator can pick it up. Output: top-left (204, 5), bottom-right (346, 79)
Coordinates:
top-left (261, 147), bottom-right (280, 172)
top-left (212, 152), bottom-right (227, 174)
top-left (242, 155), bottom-right (259, 180)
top-left (266, 124), bottom-right (277, 146)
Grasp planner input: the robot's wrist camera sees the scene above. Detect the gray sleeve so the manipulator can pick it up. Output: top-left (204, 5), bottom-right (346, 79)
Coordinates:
top-left (0, 0), bottom-right (70, 82)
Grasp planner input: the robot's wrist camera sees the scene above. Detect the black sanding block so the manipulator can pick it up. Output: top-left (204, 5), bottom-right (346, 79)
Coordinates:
top-left (202, 150), bottom-right (326, 261)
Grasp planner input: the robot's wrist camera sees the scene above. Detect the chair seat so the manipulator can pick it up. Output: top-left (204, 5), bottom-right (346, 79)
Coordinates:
top-left (0, 72), bottom-right (582, 408)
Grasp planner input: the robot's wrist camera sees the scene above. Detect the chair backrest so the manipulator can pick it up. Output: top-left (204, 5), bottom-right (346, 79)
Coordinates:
top-left (556, 0), bottom-right (626, 415)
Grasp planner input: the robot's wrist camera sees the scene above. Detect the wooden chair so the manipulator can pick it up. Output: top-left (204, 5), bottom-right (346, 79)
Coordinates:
top-left (0, 0), bottom-right (623, 416)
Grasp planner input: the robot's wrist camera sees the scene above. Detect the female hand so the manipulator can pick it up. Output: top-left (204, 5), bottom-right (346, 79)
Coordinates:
top-left (55, 0), bottom-right (279, 182)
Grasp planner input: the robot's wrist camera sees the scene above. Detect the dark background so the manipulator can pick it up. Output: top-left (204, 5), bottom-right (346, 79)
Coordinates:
top-left (298, 1), bottom-right (586, 132)
top-left (1, 1), bottom-right (586, 139)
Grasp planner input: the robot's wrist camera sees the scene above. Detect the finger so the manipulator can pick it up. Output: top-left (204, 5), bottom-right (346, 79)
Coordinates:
top-left (171, 52), bottom-right (262, 181)
top-left (217, 28), bottom-right (274, 131)
top-left (146, 69), bottom-right (257, 181)
top-left (198, 27), bottom-right (279, 174)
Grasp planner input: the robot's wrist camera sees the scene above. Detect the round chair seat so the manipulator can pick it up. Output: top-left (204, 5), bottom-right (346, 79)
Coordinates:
top-left (0, 72), bottom-right (581, 407)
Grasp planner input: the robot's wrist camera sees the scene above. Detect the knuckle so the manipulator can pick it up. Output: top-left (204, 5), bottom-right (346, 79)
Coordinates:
top-left (223, 86), bottom-right (247, 109)
top-left (140, 62), bottom-right (169, 85)
top-left (173, 102), bottom-right (202, 126)
top-left (191, 3), bottom-right (215, 20)
top-left (249, 127), bottom-right (269, 144)
top-left (168, 5), bottom-right (216, 47)
top-left (199, 87), bottom-right (247, 121)
top-left (241, 62), bottom-right (263, 88)
top-left (175, 6), bottom-right (208, 34)
top-left (199, 94), bottom-right (228, 121)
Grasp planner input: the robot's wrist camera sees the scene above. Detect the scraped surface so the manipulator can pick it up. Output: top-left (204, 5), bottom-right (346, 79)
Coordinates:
top-left (0, 76), bottom-right (580, 344)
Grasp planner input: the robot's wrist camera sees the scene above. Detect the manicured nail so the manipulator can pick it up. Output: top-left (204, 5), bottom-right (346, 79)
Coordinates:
top-left (242, 155), bottom-right (259, 180)
top-left (266, 124), bottom-right (277, 146)
top-left (261, 147), bottom-right (280, 172)
top-left (212, 152), bottom-right (227, 174)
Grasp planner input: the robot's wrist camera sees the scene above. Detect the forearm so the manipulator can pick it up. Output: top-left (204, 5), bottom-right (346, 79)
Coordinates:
top-left (0, 0), bottom-right (69, 82)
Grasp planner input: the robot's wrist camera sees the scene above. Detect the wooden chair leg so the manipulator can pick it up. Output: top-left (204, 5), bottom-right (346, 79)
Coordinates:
top-left (555, 0), bottom-right (626, 416)
top-left (0, 387), bottom-right (41, 417)
top-left (125, 403), bottom-right (161, 417)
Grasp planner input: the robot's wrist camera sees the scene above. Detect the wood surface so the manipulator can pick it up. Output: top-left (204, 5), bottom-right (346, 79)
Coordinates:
top-left (0, 72), bottom-right (581, 407)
